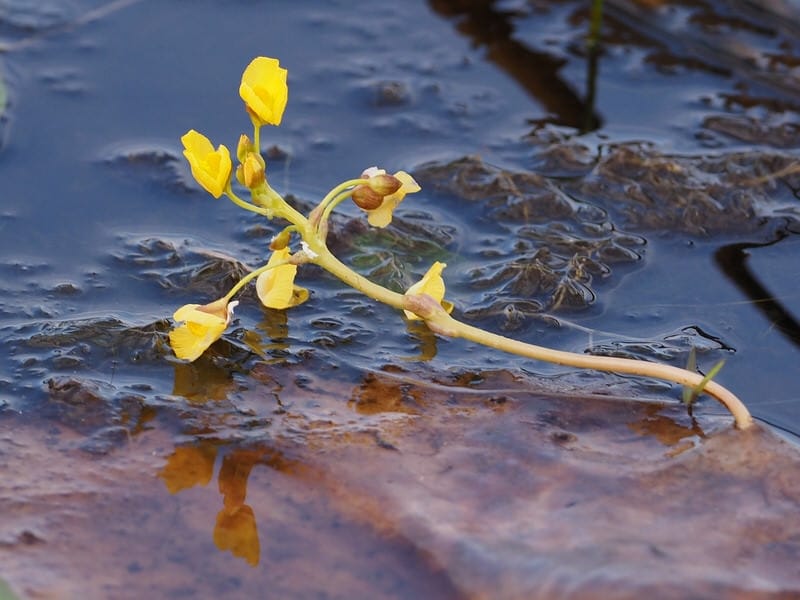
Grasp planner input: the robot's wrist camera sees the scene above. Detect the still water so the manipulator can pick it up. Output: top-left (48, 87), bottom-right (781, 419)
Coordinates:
top-left (1, 0), bottom-right (799, 597)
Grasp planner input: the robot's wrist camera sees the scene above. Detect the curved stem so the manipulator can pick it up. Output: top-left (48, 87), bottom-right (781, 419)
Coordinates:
top-left (318, 189), bottom-right (358, 232)
top-left (403, 294), bottom-right (754, 430)
top-left (224, 187), bottom-right (271, 217)
top-left (222, 259), bottom-right (290, 303)
top-left (227, 179), bottom-right (754, 430)
top-left (309, 179), bottom-right (368, 230)
top-left (311, 246), bottom-right (406, 308)
top-left (253, 183), bottom-right (308, 229)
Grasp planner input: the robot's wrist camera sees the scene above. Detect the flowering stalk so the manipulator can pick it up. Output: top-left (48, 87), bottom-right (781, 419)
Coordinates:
top-left (167, 55), bottom-right (754, 431)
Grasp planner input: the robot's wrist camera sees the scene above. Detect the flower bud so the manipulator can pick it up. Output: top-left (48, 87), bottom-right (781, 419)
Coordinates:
top-left (269, 229), bottom-right (291, 250)
top-left (242, 152), bottom-right (265, 188)
top-left (236, 134), bottom-right (254, 163)
top-left (351, 185), bottom-right (383, 210)
top-left (367, 174), bottom-right (402, 196)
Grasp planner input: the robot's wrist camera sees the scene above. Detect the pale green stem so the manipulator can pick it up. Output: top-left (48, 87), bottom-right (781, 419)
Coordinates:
top-left (318, 188), bottom-right (359, 233)
top-left (225, 186), bottom-right (271, 217)
top-left (309, 179), bottom-right (368, 230)
top-left (312, 246), bottom-right (406, 308)
top-left (275, 224), bottom-right (298, 238)
top-left (222, 259), bottom-right (290, 303)
top-left (402, 295), bottom-right (753, 430)
top-left (317, 179), bottom-right (367, 213)
top-left (235, 180), bottom-right (754, 430)
top-left (255, 183), bottom-right (308, 228)
top-left (252, 120), bottom-right (261, 153)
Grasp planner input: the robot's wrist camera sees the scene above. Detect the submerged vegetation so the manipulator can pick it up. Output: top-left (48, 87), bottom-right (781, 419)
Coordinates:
top-left (168, 56), bottom-right (752, 429)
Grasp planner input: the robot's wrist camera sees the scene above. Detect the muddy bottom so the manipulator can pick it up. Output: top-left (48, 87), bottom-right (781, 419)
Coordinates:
top-left (2, 366), bottom-right (799, 599)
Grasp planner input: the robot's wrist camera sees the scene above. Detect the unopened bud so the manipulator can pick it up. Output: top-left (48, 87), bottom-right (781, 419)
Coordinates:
top-left (367, 174), bottom-right (402, 196)
top-left (236, 134), bottom-right (254, 163)
top-left (352, 185), bottom-right (383, 210)
top-left (242, 153), bottom-right (265, 188)
top-left (269, 229), bottom-right (292, 250)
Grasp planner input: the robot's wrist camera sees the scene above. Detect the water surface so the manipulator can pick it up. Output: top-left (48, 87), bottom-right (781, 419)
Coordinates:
top-left (1, 0), bottom-right (799, 597)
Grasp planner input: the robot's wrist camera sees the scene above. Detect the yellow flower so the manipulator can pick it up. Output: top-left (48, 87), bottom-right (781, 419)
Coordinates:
top-left (181, 130), bottom-right (232, 198)
top-left (256, 247), bottom-right (309, 309)
top-left (360, 167), bottom-right (421, 228)
top-left (169, 298), bottom-right (238, 361)
top-left (403, 261), bottom-right (454, 320)
top-left (239, 56), bottom-right (289, 127)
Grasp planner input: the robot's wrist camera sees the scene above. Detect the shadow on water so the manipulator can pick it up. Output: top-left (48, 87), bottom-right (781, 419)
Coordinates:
top-left (428, 0), bottom-right (604, 132)
top-left (716, 230), bottom-right (800, 349)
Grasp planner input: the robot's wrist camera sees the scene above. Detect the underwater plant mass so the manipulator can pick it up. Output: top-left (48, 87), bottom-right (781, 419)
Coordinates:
top-left (170, 56), bottom-right (752, 430)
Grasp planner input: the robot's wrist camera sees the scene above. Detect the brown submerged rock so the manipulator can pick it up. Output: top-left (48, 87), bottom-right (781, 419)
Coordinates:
top-left (1, 366), bottom-right (799, 599)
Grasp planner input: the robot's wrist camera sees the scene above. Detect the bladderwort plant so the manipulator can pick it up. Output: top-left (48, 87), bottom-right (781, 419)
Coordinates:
top-left (169, 56), bottom-right (753, 430)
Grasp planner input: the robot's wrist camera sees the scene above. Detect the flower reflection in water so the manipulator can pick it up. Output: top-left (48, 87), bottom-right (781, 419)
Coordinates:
top-left (214, 451), bottom-right (261, 566)
top-left (159, 444), bottom-right (262, 566)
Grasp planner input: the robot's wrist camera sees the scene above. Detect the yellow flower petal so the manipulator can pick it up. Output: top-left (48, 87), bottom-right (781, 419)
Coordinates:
top-left (366, 170), bottom-right (421, 228)
top-left (181, 130), bottom-right (232, 198)
top-left (239, 57), bottom-right (289, 127)
top-left (404, 261), bottom-right (451, 320)
top-left (256, 247), bottom-right (300, 310)
top-left (291, 285), bottom-right (309, 306)
top-left (169, 300), bottom-right (237, 361)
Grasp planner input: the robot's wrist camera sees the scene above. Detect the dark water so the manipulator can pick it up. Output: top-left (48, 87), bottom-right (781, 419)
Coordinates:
top-left (1, 0), bottom-right (800, 597)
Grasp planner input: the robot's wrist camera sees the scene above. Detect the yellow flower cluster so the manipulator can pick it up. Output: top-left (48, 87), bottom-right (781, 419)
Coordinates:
top-left (168, 56), bottom-right (443, 363)
top-left (181, 57), bottom-right (289, 200)
top-left (162, 53), bottom-right (753, 429)
top-left (171, 57), bottom-right (299, 360)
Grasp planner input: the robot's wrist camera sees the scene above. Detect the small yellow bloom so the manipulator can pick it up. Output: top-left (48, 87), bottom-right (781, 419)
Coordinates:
top-left (169, 298), bottom-right (238, 361)
top-left (181, 130), bottom-right (232, 198)
top-left (360, 167), bottom-right (421, 228)
top-left (239, 57), bottom-right (289, 127)
top-left (256, 247), bottom-right (309, 309)
top-left (404, 261), bottom-right (454, 320)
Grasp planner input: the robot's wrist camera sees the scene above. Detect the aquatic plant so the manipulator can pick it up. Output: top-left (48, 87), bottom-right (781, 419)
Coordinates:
top-left (169, 56), bottom-right (753, 430)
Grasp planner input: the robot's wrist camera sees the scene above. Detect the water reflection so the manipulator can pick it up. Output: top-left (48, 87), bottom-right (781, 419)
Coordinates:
top-left (255, 311), bottom-right (292, 351)
top-left (172, 360), bottom-right (236, 403)
top-left (715, 231), bottom-right (800, 348)
top-left (155, 364), bottom-right (730, 572)
top-left (214, 451), bottom-right (261, 566)
top-left (159, 443), bottom-right (270, 566)
top-left (234, 311), bottom-right (294, 363)
top-left (159, 442), bottom-right (217, 494)
top-left (403, 320), bottom-right (439, 362)
top-left (429, 0), bottom-right (603, 131)
top-left (627, 404), bottom-right (706, 457)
